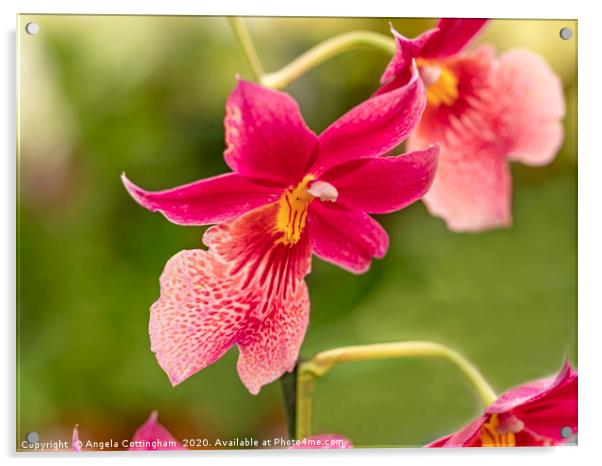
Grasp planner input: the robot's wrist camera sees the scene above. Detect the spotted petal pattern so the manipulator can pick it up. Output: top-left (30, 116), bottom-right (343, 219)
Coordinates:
top-left (150, 249), bottom-right (250, 386)
top-left (236, 279), bottom-right (309, 395)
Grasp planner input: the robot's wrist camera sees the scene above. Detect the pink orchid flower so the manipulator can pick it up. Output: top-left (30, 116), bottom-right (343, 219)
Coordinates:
top-left (289, 434), bottom-right (352, 449)
top-left (122, 75), bottom-right (438, 394)
top-left (379, 19), bottom-right (565, 232)
top-left (128, 411), bottom-right (184, 451)
top-left (73, 411), bottom-right (184, 451)
top-left (428, 361), bottom-right (577, 447)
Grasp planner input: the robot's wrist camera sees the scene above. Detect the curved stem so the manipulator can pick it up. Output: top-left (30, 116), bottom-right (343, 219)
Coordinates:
top-left (227, 17), bottom-right (265, 82)
top-left (261, 31), bottom-right (395, 89)
top-left (295, 341), bottom-right (497, 440)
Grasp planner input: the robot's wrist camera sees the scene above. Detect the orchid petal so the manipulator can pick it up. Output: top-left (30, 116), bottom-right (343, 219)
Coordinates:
top-left (493, 49), bottom-right (565, 166)
top-left (516, 397), bottom-right (577, 444)
top-left (487, 361), bottom-right (576, 414)
top-left (203, 204), bottom-right (312, 393)
top-left (149, 249), bottom-right (249, 386)
top-left (309, 203), bottom-right (388, 274)
top-left (129, 411), bottom-right (184, 450)
top-left (378, 26), bottom-right (439, 92)
top-left (72, 425), bottom-right (80, 452)
top-left (151, 203), bottom-right (313, 393)
top-left (322, 145), bottom-right (438, 213)
top-left (122, 172), bottom-right (279, 226)
top-left (224, 79), bottom-right (318, 186)
top-left (487, 360), bottom-right (577, 442)
top-left (378, 20), bottom-right (487, 95)
top-left (414, 136), bottom-right (512, 232)
top-left (236, 279), bottom-right (309, 395)
top-left (513, 427), bottom-right (559, 446)
top-left (313, 67), bottom-right (426, 174)
top-left (203, 203), bottom-right (312, 319)
top-left (426, 415), bottom-right (486, 447)
top-left (421, 19), bottom-right (489, 59)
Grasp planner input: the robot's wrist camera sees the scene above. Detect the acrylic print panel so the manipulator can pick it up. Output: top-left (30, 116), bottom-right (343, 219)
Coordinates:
top-left (17, 14), bottom-right (577, 451)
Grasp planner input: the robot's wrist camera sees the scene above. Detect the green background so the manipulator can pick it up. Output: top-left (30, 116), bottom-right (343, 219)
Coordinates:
top-left (17, 16), bottom-right (577, 449)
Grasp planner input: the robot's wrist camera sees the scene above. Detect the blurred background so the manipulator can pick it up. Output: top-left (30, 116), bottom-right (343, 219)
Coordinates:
top-left (17, 16), bottom-right (577, 449)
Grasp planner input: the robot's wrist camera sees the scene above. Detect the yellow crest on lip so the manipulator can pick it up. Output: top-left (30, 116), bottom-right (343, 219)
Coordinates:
top-left (479, 414), bottom-right (517, 447)
top-left (275, 175), bottom-right (315, 246)
top-left (416, 58), bottom-right (460, 108)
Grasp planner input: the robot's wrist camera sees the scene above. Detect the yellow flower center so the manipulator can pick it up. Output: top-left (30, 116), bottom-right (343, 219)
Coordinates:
top-left (275, 175), bottom-right (316, 246)
top-left (416, 58), bottom-right (459, 108)
top-left (480, 414), bottom-right (517, 447)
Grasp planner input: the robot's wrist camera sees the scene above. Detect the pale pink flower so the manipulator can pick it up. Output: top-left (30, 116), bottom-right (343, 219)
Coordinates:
top-left (380, 19), bottom-right (565, 231)
top-left (72, 411), bottom-right (184, 451)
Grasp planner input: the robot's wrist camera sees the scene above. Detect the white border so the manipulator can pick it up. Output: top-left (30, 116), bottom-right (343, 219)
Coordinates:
top-left (2, 0), bottom-right (598, 465)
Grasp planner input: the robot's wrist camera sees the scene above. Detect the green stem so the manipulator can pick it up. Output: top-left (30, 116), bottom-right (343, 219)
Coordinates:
top-left (279, 369), bottom-right (298, 440)
top-left (295, 341), bottom-right (497, 440)
top-left (261, 31), bottom-right (396, 89)
top-left (227, 17), bottom-right (265, 82)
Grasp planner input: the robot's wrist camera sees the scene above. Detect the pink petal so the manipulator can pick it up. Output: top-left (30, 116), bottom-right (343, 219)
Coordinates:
top-left (122, 172), bottom-right (280, 226)
top-left (149, 249), bottom-right (249, 386)
top-left (308, 203), bottom-right (388, 274)
top-left (289, 434), bottom-right (353, 449)
top-left (378, 26), bottom-right (438, 93)
top-left (421, 19), bottom-right (489, 59)
top-left (203, 203), bottom-right (312, 319)
top-left (321, 145), bottom-right (438, 213)
top-left (516, 403), bottom-right (576, 444)
top-left (236, 278), bottom-right (309, 395)
top-left (72, 425), bottom-right (80, 452)
top-left (151, 203), bottom-right (313, 394)
top-left (378, 20), bottom-right (487, 95)
top-left (203, 204), bottom-right (313, 393)
top-left (313, 67), bottom-right (426, 174)
top-left (426, 415), bottom-right (486, 447)
top-left (409, 45), bottom-right (496, 145)
top-left (487, 361), bottom-right (576, 414)
top-left (413, 134), bottom-right (512, 232)
top-left (129, 411), bottom-right (184, 450)
top-left (224, 79), bottom-right (318, 186)
top-left (492, 49), bottom-right (565, 166)
top-left (487, 361), bottom-right (577, 442)
top-left (404, 46), bottom-right (505, 232)
top-left (514, 426), bottom-right (559, 446)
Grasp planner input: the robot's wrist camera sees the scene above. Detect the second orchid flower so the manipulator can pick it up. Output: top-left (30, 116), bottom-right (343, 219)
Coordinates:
top-left (379, 19), bottom-right (565, 232)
